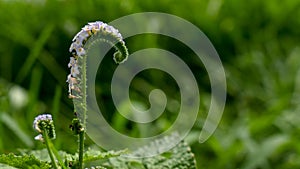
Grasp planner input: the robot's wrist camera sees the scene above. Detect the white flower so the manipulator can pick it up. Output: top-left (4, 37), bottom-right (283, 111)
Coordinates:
top-left (73, 30), bottom-right (89, 45)
top-left (71, 65), bottom-right (80, 77)
top-left (76, 47), bottom-right (86, 57)
top-left (116, 32), bottom-right (122, 39)
top-left (73, 30), bottom-right (89, 41)
top-left (105, 25), bottom-right (114, 34)
top-left (33, 114), bottom-right (56, 141)
top-left (68, 94), bottom-right (79, 99)
top-left (33, 114), bottom-right (53, 133)
top-left (66, 74), bottom-right (72, 83)
top-left (78, 22), bottom-right (123, 42)
top-left (101, 23), bottom-right (108, 29)
top-left (69, 43), bottom-right (80, 53)
top-left (96, 21), bottom-right (105, 29)
top-left (68, 57), bottom-right (77, 68)
top-left (82, 25), bottom-right (91, 31)
top-left (34, 134), bottom-right (44, 141)
top-left (89, 21), bottom-right (105, 30)
top-left (69, 43), bottom-right (86, 57)
top-left (66, 74), bottom-right (73, 93)
top-left (66, 74), bottom-right (79, 93)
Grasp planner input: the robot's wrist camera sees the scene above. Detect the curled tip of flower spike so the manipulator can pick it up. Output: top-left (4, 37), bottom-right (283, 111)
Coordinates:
top-left (113, 51), bottom-right (128, 64)
top-left (67, 20), bottom-right (129, 98)
top-left (33, 114), bottom-right (52, 132)
top-left (70, 117), bottom-right (84, 135)
top-left (33, 114), bottom-right (56, 141)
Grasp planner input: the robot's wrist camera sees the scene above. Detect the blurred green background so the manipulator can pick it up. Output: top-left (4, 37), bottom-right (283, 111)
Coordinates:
top-left (0, 0), bottom-right (300, 168)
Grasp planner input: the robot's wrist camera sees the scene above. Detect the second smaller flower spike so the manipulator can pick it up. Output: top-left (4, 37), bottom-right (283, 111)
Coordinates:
top-left (33, 114), bottom-right (56, 141)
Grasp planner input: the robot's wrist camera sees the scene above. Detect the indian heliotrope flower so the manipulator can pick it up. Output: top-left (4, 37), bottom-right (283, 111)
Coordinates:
top-left (68, 57), bottom-right (77, 68)
top-left (66, 21), bottom-right (128, 99)
top-left (33, 114), bottom-right (56, 141)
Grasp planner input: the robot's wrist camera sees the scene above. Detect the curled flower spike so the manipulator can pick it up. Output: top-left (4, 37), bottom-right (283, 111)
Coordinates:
top-left (33, 114), bottom-right (56, 141)
top-left (67, 21), bottom-right (129, 169)
top-left (66, 21), bottom-right (129, 99)
top-left (69, 117), bottom-right (84, 135)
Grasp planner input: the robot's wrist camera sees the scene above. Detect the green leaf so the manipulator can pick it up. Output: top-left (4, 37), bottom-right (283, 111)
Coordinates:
top-left (0, 153), bottom-right (51, 169)
top-left (106, 133), bottom-right (197, 169)
top-left (19, 148), bottom-right (74, 164)
top-left (70, 148), bottom-right (127, 168)
top-left (83, 148), bottom-right (127, 163)
top-left (0, 163), bottom-right (18, 169)
top-left (84, 166), bottom-right (107, 169)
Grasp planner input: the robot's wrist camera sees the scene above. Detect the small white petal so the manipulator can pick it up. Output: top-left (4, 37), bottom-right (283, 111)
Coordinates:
top-left (76, 47), bottom-right (86, 56)
top-left (82, 25), bottom-right (91, 31)
top-left (68, 57), bottom-right (77, 68)
top-left (69, 43), bottom-right (80, 53)
top-left (34, 134), bottom-right (44, 141)
top-left (66, 74), bottom-right (72, 83)
top-left (71, 66), bottom-right (80, 77)
top-left (79, 30), bottom-right (89, 39)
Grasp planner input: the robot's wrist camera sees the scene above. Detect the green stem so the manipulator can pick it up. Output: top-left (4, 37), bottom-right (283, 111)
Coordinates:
top-left (82, 46), bottom-right (87, 129)
top-left (52, 144), bottom-right (68, 169)
top-left (42, 130), bottom-right (59, 169)
top-left (68, 21), bottom-right (129, 169)
top-left (78, 130), bottom-right (85, 169)
top-left (77, 42), bottom-right (87, 169)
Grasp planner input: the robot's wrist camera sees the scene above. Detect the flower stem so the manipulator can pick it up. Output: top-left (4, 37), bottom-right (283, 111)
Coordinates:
top-left (78, 130), bottom-right (85, 169)
top-left (67, 21), bottom-right (129, 169)
top-left (42, 130), bottom-right (59, 169)
top-left (52, 144), bottom-right (68, 169)
top-left (77, 38), bottom-right (87, 169)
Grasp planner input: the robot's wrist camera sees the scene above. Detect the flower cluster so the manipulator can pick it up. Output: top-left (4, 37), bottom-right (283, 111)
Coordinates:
top-left (33, 114), bottom-right (56, 141)
top-left (67, 21), bottom-right (128, 99)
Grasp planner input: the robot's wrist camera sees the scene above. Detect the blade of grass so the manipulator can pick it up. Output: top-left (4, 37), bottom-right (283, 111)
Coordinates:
top-left (38, 52), bottom-right (66, 86)
top-left (0, 119), bottom-right (2, 151)
top-left (26, 66), bottom-right (43, 123)
top-left (16, 23), bottom-right (54, 83)
top-left (0, 112), bottom-right (33, 147)
top-left (52, 85), bottom-right (62, 117)
top-left (51, 85), bottom-right (63, 148)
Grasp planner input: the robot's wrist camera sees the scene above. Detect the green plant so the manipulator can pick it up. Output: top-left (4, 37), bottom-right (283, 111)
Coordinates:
top-left (0, 21), bottom-right (197, 169)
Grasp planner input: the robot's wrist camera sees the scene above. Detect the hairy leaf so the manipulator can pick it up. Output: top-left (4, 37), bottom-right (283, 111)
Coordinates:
top-left (106, 134), bottom-right (197, 169)
top-left (0, 153), bottom-right (51, 169)
top-left (83, 148), bottom-right (127, 163)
